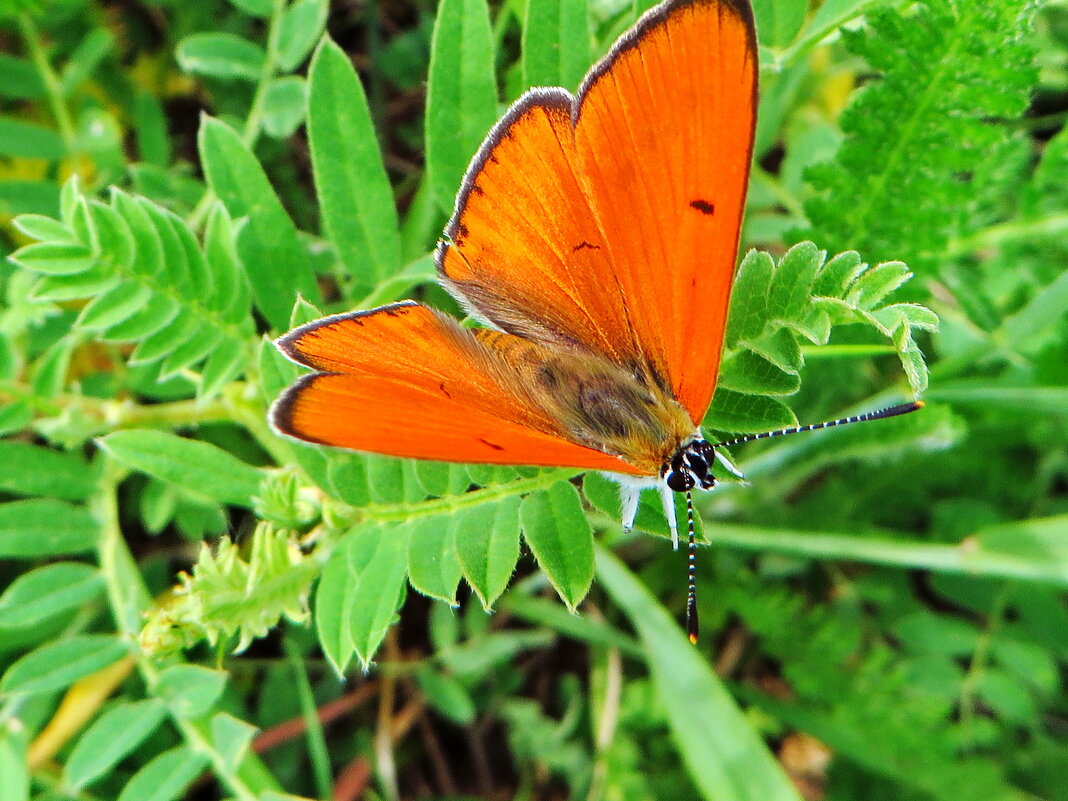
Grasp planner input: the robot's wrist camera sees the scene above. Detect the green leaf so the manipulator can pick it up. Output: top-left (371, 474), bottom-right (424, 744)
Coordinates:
top-left (315, 539), bottom-right (355, 674)
top-left (176, 33), bottom-right (265, 81)
top-left (717, 349), bottom-right (801, 396)
top-left (76, 281), bottom-right (152, 330)
top-left (0, 562), bottom-right (103, 629)
top-left (0, 499), bottom-right (98, 558)
top-left (455, 496), bottom-right (521, 609)
top-left (59, 28), bottom-right (113, 95)
top-left (323, 523), bottom-right (411, 669)
top-left (706, 389), bottom-right (797, 434)
top-left (0, 116), bottom-right (64, 159)
top-left (198, 116), bottom-right (321, 329)
top-left (98, 430), bottom-right (264, 507)
top-left (209, 713), bottom-right (258, 771)
top-left (276, 0), bottom-right (329, 72)
top-left (0, 441), bottom-right (97, 501)
top-left (406, 518), bottom-right (462, 604)
top-left (202, 203), bottom-right (251, 323)
top-left (425, 0), bottom-right (498, 211)
top-left (227, 0), bottom-right (272, 16)
top-left (199, 336), bottom-right (246, 399)
top-left (65, 699), bottom-right (167, 791)
top-left (0, 53), bottom-right (44, 99)
top-left (0, 180), bottom-right (60, 216)
top-left (154, 665), bottom-right (228, 718)
top-left (0, 712), bottom-right (29, 801)
top-left (10, 241), bottom-right (95, 275)
top-left (307, 38), bottom-right (402, 289)
top-left (846, 260), bottom-right (912, 310)
top-left (416, 668), bottom-right (476, 725)
top-left (261, 76), bottom-right (307, 139)
top-left (117, 747), bottom-right (210, 801)
top-left (802, 0), bottom-right (1038, 274)
top-left (0, 634), bottom-right (128, 696)
top-left (521, 0), bottom-right (590, 90)
top-left (751, 0), bottom-right (808, 47)
top-left (726, 249), bottom-right (774, 347)
top-left (520, 482), bottom-right (593, 611)
top-left (134, 90), bottom-right (171, 167)
top-left (596, 548), bottom-right (803, 801)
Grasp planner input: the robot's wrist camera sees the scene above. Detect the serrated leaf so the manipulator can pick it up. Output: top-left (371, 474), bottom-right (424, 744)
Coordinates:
top-left (717, 348), bottom-right (801, 396)
top-left (767, 241), bottom-right (822, 323)
top-left (455, 496), bottom-right (521, 609)
top-left (199, 116), bottom-right (320, 329)
top-left (748, 327), bottom-right (802, 374)
top-left (176, 33), bottom-right (264, 81)
top-left (425, 0), bottom-right (498, 211)
top-left (0, 634), bottom-right (127, 696)
top-left (98, 430), bottom-right (264, 507)
top-left (307, 39), bottom-right (402, 290)
top-left (706, 389), bottom-right (797, 433)
top-left (342, 523), bottom-right (411, 667)
top-left (813, 250), bottom-right (865, 297)
top-left (0, 499), bottom-right (98, 558)
top-left (726, 248), bottom-right (773, 346)
top-left (65, 699), bottom-right (167, 791)
top-left (846, 260), bottom-right (912, 309)
top-left (407, 518), bottom-right (462, 604)
top-left (0, 562), bottom-right (102, 629)
top-left (520, 482), bottom-right (593, 611)
top-left (117, 747), bottom-right (209, 801)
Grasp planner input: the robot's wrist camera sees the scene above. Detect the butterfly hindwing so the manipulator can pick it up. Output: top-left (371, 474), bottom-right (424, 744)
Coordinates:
top-left (273, 302), bottom-right (644, 473)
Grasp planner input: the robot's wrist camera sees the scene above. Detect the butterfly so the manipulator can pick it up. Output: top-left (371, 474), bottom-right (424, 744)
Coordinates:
top-left (272, 0), bottom-right (922, 642)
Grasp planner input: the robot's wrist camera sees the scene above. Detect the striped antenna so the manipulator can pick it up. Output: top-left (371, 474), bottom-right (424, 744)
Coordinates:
top-left (685, 490), bottom-right (699, 645)
top-left (714, 401), bottom-right (924, 450)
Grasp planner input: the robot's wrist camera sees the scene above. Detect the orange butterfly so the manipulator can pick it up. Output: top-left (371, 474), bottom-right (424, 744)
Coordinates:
top-left (272, 0), bottom-right (921, 641)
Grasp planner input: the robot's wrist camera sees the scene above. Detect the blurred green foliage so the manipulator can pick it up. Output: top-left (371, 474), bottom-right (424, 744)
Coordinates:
top-left (0, 0), bottom-right (1065, 800)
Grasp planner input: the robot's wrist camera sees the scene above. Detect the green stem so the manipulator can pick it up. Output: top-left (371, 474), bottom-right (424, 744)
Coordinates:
top-left (957, 587), bottom-right (1009, 741)
top-left (17, 14), bottom-right (77, 155)
top-left (701, 523), bottom-right (1068, 586)
top-left (947, 214), bottom-right (1068, 257)
top-left (361, 469), bottom-right (577, 524)
top-left (284, 638), bottom-right (334, 800)
top-left (800, 343), bottom-right (902, 359)
top-left (186, 0), bottom-right (286, 230)
top-left (93, 456), bottom-right (278, 801)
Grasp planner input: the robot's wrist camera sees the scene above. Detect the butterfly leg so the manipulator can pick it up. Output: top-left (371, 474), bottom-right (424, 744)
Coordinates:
top-left (714, 448), bottom-right (745, 480)
top-left (619, 483), bottom-right (641, 531)
top-left (658, 483), bottom-right (679, 550)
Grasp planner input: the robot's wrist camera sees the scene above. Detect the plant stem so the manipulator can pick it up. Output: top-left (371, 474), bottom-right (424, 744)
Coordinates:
top-left (947, 214), bottom-right (1068, 257)
top-left (17, 14), bottom-right (78, 155)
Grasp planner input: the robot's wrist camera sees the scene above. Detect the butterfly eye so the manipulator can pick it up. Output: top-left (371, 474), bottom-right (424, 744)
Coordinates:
top-left (666, 470), bottom-right (694, 492)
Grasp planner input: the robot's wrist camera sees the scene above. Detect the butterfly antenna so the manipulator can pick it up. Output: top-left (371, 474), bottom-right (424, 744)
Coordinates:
top-left (685, 489), bottom-right (699, 645)
top-left (713, 400), bottom-right (924, 450)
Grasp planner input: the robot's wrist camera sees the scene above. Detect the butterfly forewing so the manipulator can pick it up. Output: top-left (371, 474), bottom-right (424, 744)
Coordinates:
top-left (438, 0), bottom-right (757, 427)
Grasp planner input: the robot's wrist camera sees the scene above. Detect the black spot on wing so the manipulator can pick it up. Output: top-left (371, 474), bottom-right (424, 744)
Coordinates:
top-left (478, 438), bottom-right (505, 451)
top-left (690, 199), bottom-right (715, 215)
top-left (439, 382), bottom-right (452, 399)
top-left (572, 240), bottom-right (600, 253)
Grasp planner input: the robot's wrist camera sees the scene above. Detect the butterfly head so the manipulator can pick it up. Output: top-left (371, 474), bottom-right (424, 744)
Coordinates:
top-left (663, 438), bottom-right (717, 493)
